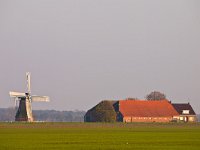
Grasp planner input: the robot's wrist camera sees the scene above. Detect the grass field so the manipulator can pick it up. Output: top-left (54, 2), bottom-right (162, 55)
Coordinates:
top-left (0, 122), bottom-right (200, 150)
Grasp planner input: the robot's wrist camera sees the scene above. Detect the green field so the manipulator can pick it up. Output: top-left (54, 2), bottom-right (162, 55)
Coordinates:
top-left (0, 122), bottom-right (200, 150)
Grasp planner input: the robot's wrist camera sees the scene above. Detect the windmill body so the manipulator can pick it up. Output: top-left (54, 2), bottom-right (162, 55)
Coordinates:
top-left (9, 72), bottom-right (49, 122)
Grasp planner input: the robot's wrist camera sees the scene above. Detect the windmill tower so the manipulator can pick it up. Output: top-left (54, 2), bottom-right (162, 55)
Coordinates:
top-left (9, 72), bottom-right (49, 122)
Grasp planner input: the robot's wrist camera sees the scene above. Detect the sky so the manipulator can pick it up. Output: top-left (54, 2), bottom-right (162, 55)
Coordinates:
top-left (0, 0), bottom-right (200, 113)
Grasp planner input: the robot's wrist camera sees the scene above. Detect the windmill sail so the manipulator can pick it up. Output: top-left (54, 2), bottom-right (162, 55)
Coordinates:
top-left (9, 92), bottom-right (26, 97)
top-left (31, 96), bottom-right (50, 102)
top-left (26, 72), bottom-right (31, 94)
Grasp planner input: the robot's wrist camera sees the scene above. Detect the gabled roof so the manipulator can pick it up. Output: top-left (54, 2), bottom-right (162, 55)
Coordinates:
top-left (172, 103), bottom-right (196, 115)
top-left (119, 100), bottom-right (179, 117)
top-left (86, 100), bottom-right (117, 112)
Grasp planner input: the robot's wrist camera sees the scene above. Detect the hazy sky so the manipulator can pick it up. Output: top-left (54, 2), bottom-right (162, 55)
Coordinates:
top-left (0, 0), bottom-right (200, 113)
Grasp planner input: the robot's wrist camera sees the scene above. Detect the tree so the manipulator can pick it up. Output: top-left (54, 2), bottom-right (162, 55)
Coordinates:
top-left (125, 97), bottom-right (139, 100)
top-left (146, 91), bottom-right (166, 100)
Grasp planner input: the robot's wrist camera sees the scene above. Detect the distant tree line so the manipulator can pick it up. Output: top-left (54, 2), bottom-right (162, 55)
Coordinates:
top-left (0, 108), bottom-right (16, 121)
top-left (197, 114), bottom-right (200, 122)
top-left (0, 108), bottom-right (86, 122)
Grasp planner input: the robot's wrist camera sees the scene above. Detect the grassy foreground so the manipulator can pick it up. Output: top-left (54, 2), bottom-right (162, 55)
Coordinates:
top-left (0, 122), bottom-right (200, 150)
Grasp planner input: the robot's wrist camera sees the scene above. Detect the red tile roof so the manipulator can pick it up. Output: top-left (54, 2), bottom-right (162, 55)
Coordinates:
top-left (119, 100), bottom-right (179, 117)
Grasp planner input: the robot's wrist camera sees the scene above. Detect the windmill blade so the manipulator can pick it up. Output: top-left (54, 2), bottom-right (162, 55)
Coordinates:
top-left (14, 97), bottom-right (19, 107)
top-left (9, 91), bottom-right (26, 97)
top-left (31, 96), bottom-right (50, 102)
top-left (26, 72), bottom-right (31, 94)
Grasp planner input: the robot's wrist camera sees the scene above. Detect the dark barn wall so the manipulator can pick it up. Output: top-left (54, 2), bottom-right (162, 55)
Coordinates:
top-left (84, 101), bottom-right (117, 122)
top-left (113, 101), bottom-right (123, 122)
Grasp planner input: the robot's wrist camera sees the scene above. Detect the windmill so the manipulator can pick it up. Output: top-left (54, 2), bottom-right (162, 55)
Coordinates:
top-left (9, 72), bottom-right (49, 122)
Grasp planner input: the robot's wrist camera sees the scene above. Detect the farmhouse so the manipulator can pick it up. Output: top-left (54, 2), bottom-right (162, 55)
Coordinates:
top-left (172, 103), bottom-right (197, 122)
top-left (84, 100), bottom-right (197, 123)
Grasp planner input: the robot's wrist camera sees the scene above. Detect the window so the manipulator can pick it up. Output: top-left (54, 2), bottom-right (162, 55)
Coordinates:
top-left (180, 117), bottom-right (184, 120)
top-left (182, 110), bottom-right (190, 114)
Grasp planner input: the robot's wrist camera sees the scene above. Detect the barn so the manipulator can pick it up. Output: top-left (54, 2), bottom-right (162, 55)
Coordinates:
top-left (84, 100), bottom-right (197, 123)
top-left (84, 101), bottom-right (116, 122)
top-left (115, 100), bottom-right (179, 122)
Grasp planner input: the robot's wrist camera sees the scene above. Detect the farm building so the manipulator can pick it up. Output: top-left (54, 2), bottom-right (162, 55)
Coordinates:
top-left (84, 100), bottom-right (197, 123)
top-left (84, 101), bottom-right (117, 122)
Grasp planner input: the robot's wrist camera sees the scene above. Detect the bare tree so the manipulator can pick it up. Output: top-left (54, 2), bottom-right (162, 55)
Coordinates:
top-left (146, 91), bottom-right (166, 100)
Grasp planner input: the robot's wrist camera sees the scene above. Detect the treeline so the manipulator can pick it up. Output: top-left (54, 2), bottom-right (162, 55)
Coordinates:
top-left (0, 108), bottom-right (86, 122)
top-left (197, 114), bottom-right (200, 122)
